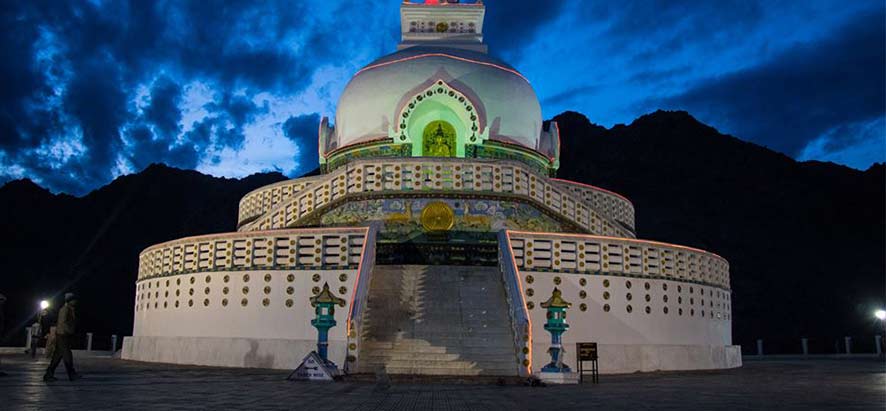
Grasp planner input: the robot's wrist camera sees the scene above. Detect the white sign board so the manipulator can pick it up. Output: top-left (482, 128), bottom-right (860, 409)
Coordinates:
top-left (288, 351), bottom-right (340, 382)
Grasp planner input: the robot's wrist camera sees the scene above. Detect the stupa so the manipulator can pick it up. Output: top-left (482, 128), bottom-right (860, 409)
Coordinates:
top-left (123, 0), bottom-right (740, 376)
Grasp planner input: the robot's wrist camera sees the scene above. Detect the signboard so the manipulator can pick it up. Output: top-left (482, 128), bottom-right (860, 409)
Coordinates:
top-left (287, 351), bottom-right (340, 382)
top-left (576, 342), bottom-right (599, 384)
top-left (577, 342), bottom-right (598, 361)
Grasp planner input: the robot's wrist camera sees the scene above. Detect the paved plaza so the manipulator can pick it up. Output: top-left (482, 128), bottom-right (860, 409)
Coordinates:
top-left (0, 354), bottom-right (883, 410)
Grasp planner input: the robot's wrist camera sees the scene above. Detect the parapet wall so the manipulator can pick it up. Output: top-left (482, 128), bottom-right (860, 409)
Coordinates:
top-left (500, 230), bottom-right (733, 373)
top-left (237, 158), bottom-right (636, 238)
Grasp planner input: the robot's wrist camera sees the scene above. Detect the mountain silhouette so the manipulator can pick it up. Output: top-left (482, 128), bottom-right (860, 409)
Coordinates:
top-left (553, 110), bottom-right (884, 353)
top-left (0, 164), bottom-right (287, 346)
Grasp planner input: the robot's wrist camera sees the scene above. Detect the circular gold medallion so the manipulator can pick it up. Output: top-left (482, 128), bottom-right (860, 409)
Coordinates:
top-left (420, 201), bottom-right (455, 232)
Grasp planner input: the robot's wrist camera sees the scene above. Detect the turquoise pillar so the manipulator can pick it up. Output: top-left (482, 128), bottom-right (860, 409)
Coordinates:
top-left (310, 282), bottom-right (346, 362)
top-left (541, 287), bottom-right (572, 372)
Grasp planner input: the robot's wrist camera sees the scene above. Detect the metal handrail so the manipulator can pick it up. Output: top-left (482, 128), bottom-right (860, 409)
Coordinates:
top-left (498, 229), bottom-right (532, 377)
top-left (345, 222), bottom-right (380, 373)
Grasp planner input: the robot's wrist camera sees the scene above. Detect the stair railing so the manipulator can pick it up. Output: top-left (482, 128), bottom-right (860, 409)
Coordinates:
top-left (497, 229), bottom-right (532, 377)
top-left (344, 222), bottom-right (380, 373)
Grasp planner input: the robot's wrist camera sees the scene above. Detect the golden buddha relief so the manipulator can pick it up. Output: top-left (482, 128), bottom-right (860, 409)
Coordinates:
top-left (422, 121), bottom-right (456, 157)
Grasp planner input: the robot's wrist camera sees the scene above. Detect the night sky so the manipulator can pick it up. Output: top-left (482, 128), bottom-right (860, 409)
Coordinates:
top-left (1, 0), bottom-right (883, 195)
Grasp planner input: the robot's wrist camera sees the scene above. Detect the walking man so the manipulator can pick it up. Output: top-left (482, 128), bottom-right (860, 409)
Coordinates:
top-left (43, 293), bottom-right (81, 382)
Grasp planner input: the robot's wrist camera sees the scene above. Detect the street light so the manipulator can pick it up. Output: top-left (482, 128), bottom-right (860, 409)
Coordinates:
top-left (877, 309), bottom-right (886, 358)
top-left (39, 300), bottom-right (50, 310)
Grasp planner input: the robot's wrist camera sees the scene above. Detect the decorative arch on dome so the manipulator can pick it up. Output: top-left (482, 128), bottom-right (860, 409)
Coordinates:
top-left (394, 79), bottom-right (487, 158)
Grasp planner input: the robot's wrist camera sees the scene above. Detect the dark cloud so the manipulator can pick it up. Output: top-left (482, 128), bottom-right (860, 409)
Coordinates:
top-left (1, 0), bottom-right (882, 193)
top-left (654, 8), bottom-right (886, 156)
top-left (0, 2), bottom-right (52, 152)
top-left (0, 0), bottom-right (338, 195)
top-left (125, 125), bottom-right (192, 171)
top-left (125, 90), bottom-right (269, 172)
top-left (144, 77), bottom-right (182, 138)
top-left (205, 93), bottom-right (269, 149)
top-left (62, 60), bottom-right (128, 188)
top-left (282, 113), bottom-right (320, 175)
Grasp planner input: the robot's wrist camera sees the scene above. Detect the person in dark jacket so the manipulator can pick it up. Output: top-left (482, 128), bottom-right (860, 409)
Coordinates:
top-left (43, 293), bottom-right (81, 382)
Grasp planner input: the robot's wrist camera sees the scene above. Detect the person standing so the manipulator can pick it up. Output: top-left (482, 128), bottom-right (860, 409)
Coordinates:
top-left (30, 307), bottom-right (51, 359)
top-left (43, 293), bottom-right (81, 382)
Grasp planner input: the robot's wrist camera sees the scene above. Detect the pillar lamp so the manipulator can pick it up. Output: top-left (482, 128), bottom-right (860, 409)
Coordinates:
top-left (541, 287), bottom-right (572, 373)
top-left (310, 282), bottom-right (346, 363)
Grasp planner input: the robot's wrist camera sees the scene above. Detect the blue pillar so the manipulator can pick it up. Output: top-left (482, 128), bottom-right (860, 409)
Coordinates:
top-left (310, 282), bottom-right (346, 363)
top-left (541, 288), bottom-right (572, 373)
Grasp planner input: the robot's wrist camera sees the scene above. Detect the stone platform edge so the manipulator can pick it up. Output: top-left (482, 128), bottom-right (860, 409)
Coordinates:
top-left (555, 343), bottom-right (743, 374)
top-left (122, 336), bottom-right (347, 370)
top-left (123, 336), bottom-right (740, 374)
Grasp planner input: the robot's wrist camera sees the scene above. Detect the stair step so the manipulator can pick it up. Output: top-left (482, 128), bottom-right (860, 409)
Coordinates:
top-left (357, 366), bottom-right (518, 376)
top-left (358, 265), bottom-right (519, 376)
top-left (360, 342), bottom-right (516, 355)
top-left (362, 339), bottom-right (513, 349)
top-left (361, 353), bottom-right (518, 363)
top-left (359, 361), bottom-right (517, 372)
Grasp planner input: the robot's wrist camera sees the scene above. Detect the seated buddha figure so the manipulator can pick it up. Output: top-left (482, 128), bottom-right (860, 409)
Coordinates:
top-left (427, 123), bottom-right (452, 157)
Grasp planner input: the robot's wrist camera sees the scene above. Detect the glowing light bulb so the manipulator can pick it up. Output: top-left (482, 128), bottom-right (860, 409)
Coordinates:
top-left (875, 309), bottom-right (886, 321)
top-left (39, 300), bottom-right (50, 310)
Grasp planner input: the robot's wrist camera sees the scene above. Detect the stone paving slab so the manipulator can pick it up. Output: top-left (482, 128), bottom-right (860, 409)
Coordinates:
top-left (0, 354), bottom-right (882, 410)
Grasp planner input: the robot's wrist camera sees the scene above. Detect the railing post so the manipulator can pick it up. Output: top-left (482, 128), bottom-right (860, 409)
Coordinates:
top-left (86, 332), bottom-right (93, 351)
top-left (111, 335), bottom-right (118, 352)
top-left (756, 339), bottom-right (763, 356)
top-left (875, 335), bottom-right (882, 355)
top-left (801, 338), bottom-right (808, 355)
top-left (844, 336), bottom-right (851, 354)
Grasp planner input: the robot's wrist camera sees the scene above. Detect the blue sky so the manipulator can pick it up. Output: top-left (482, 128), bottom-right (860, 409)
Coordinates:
top-left (1, 0), bottom-right (883, 195)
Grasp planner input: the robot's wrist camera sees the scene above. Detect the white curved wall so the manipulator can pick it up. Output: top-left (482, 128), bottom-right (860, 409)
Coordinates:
top-left (336, 50), bottom-right (542, 150)
top-left (125, 227), bottom-right (371, 370)
top-left (501, 230), bottom-right (735, 373)
top-left (132, 269), bottom-right (357, 342)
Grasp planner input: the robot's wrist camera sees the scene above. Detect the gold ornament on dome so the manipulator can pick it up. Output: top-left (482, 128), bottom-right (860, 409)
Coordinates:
top-left (420, 202), bottom-right (455, 232)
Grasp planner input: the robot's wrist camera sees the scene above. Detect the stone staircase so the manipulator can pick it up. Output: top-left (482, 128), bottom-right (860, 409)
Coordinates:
top-left (357, 265), bottom-right (520, 376)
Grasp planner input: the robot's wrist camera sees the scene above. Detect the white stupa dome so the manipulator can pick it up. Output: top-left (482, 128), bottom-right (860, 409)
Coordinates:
top-left (333, 46), bottom-right (546, 155)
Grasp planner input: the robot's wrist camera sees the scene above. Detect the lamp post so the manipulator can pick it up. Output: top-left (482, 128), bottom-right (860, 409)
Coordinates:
top-left (31, 300), bottom-right (50, 358)
top-left (875, 309), bottom-right (886, 357)
top-left (310, 282), bottom-right (346, 363)
top-left (287, 282), bottom-right (347, 381)
top-left (541, 287), bottom-right (572, 373)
